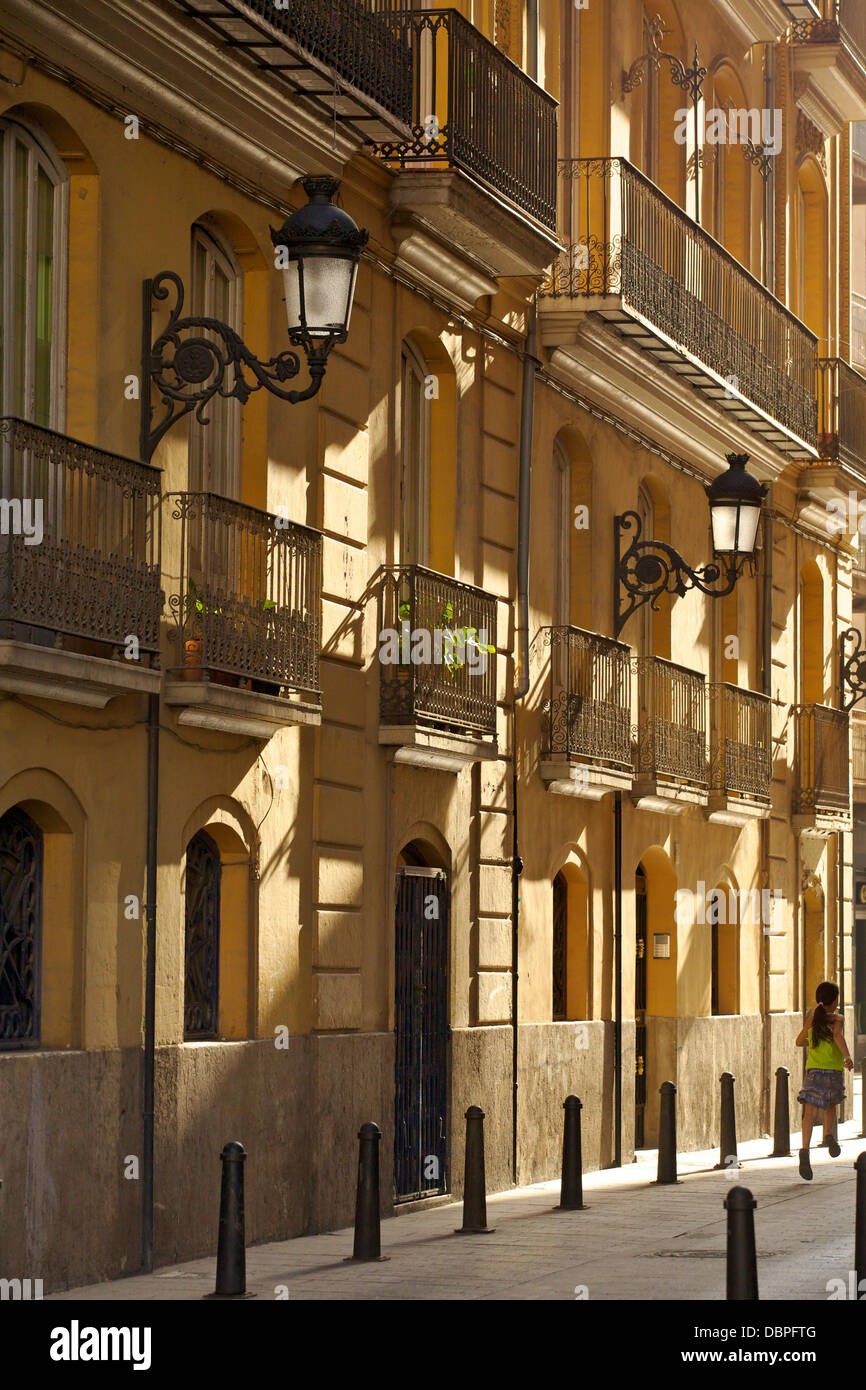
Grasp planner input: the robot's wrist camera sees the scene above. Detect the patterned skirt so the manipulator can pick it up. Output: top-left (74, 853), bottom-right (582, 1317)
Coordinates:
top-left (797, 1068), bottom-right (846, 1109)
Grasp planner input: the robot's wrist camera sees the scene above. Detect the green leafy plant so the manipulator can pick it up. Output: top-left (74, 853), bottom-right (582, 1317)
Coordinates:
top-left (397, 597), bottom-right (495, 678)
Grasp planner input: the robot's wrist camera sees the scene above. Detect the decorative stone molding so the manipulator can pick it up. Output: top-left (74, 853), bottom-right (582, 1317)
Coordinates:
top-left (494, 0), bottom-right (512, 57)
top-left (796, 107), bottom-right (828, 173)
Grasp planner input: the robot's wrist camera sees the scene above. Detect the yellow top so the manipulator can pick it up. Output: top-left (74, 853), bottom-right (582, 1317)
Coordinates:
top-left (806, 1024), bottom-right (844, 1072)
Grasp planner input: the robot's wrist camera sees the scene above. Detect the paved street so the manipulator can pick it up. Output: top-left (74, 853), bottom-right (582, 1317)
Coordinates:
top-left (53, 1080), bottom-right (864, 1302)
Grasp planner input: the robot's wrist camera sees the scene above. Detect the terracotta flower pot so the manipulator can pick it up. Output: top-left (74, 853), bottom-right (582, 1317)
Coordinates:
top-left (183, 636), bottom-right (203, 680)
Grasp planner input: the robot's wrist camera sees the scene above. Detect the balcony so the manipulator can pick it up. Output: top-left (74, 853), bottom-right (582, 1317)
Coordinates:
top-left (708, 683), bottom-right (772, 825)
top-left (168, 0), bottom-right (414, 139)
top-left (0, 417), bottom-right (162, 706)
top-left (792, 702), bottom-right (851, 834)
top-left (539, 159), bottom-right (818, 458)
top-left (378, 564), bottom-right (498, 770)
top-left (633, 656), bottom-right (707, 812)
top-left (799, 358), bottom-right (866, 521)
top-left (817, 358), bottom-right (866, 471)
top-left (165, 492), bottom-right (322, 739)
top-left (376, 8), bottom-right (560, 281)
top-left (790, 0), bottom-right (866, 132)
top-left (539, 626), bottom-right (633, 799)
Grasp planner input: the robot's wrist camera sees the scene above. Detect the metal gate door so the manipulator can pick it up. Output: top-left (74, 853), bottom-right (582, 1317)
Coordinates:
top-left (394, 866), bottom-right (449, 1202)
top-left (635, 865), bottom-right (647, 1148)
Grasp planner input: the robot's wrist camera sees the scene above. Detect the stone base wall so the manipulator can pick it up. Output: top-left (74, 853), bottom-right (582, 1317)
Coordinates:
top-left (2, 1015), bottom-right (835, 1291)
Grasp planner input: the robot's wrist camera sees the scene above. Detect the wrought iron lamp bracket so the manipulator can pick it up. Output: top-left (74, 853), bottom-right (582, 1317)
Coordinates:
top-left (840, 627), bottom-right (866, 711)
top-left (623, 16), bottom-right (706, 106)
top-left (140, 271), bottom-right (330, 463)
top-left (614, 510), bottom-right (743, 639)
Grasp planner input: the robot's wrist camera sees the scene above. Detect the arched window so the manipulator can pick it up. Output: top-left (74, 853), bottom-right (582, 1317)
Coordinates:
top-left (800, 560), bottom-right (824, 704)
top-left (0, 806), bottom-right (43, 1049)
top-left (400, 339), bottom-right (431, 567)
top-left (184, 830), bottom-right (222, 1040)
top-left (554, 440), bottom-right (571, 629)
top-left (797, 161), bottom-right (829, 354)
top-left (188, 222), bottom-right (243, 500)
top-left (0, 118), bottom-right (68, 426)
top-left (710, 881), bottom-right (739, 1016)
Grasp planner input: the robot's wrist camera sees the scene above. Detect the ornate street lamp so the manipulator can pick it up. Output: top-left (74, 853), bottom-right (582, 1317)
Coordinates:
top-left (140, 175), bottom-right (368, 463)
top-left (614, 452), bottom-right (767, 638)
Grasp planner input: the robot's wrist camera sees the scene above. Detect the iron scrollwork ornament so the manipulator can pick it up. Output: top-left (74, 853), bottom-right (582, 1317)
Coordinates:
top-left (140, 271), bottom-right (329, 463)
top-left (614, 510), bottom-right (742, 639)
top-left (840, 627), bottom-right (866, 711)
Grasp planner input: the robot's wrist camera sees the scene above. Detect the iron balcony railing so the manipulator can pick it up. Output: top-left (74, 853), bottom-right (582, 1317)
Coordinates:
top-left (170, 492), bottom-right (321, 696)
top-left (542, 625), bottom-right (632, 768)
top-left (634, 655), bottom-right (707, 786)
top-left (375, 8), bottom-right (558, 230)
top-left (541, 158), bottom-right (818, 447)
top-left (791, 0), bottom-right (866, 64)
top-left (378, 564), bottom-right (497, 737)
top-left (173, 0), bottom-right (414, 124)
top-left (793, 703), bottom-right (850, 814)
top-left (0, 417), bottom-right (162, 656)
top-left (818, 358), bottom-right (866, 472)
top-left (710, 683), bottom-right (772, 801)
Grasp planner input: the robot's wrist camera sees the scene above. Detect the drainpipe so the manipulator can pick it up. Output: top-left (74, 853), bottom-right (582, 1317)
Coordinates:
top-left (614, 791), bottom-right (623, 1166)
top-left (763, 43), bottom-right (776, 292)
top-left (142, 691), bottom-right (160, 1272)
top-left (760, 492), bottom-right (773, 1132)
top-left (526, 0), bottom-right (538, 82)
top-left (511, 303), bottom-right (537, 1185)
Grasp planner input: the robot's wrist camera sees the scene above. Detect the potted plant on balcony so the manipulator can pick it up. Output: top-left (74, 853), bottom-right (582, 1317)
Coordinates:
top-left (397, 598), bottom-right (495, 678)
top-left (181, 579), bottom-right (239, 688)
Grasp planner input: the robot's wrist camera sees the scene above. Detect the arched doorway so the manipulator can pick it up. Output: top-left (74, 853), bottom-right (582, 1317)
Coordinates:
top-left (0, 806), bottom-right (43, 1048)
top-left (184, 829), bottom-right (221, 1040)
top-left (394, 839), bottom-right (450, 1202)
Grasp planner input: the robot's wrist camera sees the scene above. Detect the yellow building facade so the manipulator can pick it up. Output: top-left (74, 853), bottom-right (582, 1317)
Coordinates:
top-left (0, 0), bottom-right (863, 1290)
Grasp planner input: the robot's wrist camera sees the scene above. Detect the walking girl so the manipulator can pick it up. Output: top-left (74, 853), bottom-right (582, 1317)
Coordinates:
top-left (795, 980), bottom-right (854, 1180)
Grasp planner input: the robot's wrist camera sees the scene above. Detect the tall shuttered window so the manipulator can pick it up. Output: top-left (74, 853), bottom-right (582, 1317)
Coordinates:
top-left (0, 119), bottom-right (67, 426)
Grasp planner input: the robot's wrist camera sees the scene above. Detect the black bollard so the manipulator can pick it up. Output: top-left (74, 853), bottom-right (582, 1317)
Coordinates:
top-left (656, 1081), bottom-right (679, 1185)
top-left (346, 1122), bottom-right (389, 1262)
top-left (714, 1072), bottom-right (739, 1171)
top-left (860, 1060), bottom-right (866, 1139)
top-left (206, 1141), bottom-right (253, 1299)
top-left (455, 1105), bottom-right (495, 1233)
top-left (772, 1066), bottom-right (791, 1157)
top-left (855, 1152), bottom-right (866, 1291)
top-left (725, 1185), bottom-right (759, 1301)
top-left (555, 1095), bottom-right (587, 1211)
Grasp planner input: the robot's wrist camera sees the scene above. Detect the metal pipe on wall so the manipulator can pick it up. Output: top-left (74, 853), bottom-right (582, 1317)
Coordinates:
top-left (760, 493), bottom-right (773, 1132)
top-left (142, 691), bottom-right (160, 1272)
top-left (526, 0), bottom-right (538, 81)
top-left (510, 301), bottom-right (537, 1184)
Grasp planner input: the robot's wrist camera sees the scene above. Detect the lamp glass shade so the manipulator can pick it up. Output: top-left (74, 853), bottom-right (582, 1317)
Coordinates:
top-left (710, 498), bottom-right (761, 556)
top-left (282, 254), bottom-right (357, 341)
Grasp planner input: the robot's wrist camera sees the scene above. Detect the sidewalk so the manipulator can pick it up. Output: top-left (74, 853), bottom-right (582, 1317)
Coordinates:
top-left (52, 1080), bottom-right (865, 1302)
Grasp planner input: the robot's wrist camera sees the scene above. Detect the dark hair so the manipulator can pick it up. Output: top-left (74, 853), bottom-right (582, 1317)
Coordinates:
top-left (812, 981), bottom-right (839, 1045)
